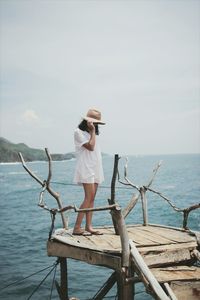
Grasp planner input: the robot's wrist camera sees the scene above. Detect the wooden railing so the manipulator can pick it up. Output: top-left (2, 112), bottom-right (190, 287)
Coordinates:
top-left (117, 155), bottom-right (200, 230)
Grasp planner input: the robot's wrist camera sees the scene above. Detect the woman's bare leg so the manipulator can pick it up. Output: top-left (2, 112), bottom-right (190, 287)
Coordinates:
top-left (73, 183), bottom-right (97, 234)
top-left (85, 183), bottom-right (98, 232)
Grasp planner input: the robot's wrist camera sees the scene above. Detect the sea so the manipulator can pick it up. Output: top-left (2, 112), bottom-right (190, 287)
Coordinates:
top-left (0, 154), bottom-right (199, 300)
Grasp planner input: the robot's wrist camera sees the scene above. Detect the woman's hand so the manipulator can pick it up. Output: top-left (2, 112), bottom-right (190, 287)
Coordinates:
top-left (83, 121), bottom-right (96, 151)
top-left (87, 121), bottom-right (95, 132)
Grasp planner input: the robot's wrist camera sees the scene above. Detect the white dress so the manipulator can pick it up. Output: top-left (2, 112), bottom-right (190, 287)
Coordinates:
top-left (73, 128), bottom-right (104, 184)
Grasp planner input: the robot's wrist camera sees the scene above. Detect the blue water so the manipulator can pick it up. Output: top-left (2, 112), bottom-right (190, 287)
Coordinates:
top-left (0, 154), bottom-right (199, 299)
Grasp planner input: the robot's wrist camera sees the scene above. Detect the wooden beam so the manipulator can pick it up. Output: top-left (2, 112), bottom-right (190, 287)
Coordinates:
top-left (91, 271), bottom-right (117, 300)
top-left (163, 283), bottom-right (178, 300)
top-left (47, 241), bottom-right (122, 271)
top-left (129, 240), bottom-right (170, 300)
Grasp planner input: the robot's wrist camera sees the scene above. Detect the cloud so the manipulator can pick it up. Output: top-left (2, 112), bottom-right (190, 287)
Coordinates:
top-left (22, 109), bottom-right (39, 123)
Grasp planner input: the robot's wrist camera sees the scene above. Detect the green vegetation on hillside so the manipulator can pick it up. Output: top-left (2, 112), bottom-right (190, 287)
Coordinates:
top-left (0, 137), bottom-right (75, 163)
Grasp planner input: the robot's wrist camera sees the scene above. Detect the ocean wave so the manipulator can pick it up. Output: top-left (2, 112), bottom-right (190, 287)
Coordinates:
top-left (159, 185), bottom-right (175, 190)
top-left (8, 171), bottom-right (28, 175)
top-left (0, 162), bottom-right (21, 165)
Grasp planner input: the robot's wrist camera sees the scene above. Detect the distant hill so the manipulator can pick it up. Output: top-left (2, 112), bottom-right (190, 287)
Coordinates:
top-left (0, 137), bottom-right (75, 163)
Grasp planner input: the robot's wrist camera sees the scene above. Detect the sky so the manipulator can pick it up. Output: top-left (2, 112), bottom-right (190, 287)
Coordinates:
top-left (0, 0), bottom-right (200, 156)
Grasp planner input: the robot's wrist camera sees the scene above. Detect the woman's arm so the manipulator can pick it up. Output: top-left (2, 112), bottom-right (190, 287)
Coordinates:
top-left (83, 122), bottom-right (96, 151)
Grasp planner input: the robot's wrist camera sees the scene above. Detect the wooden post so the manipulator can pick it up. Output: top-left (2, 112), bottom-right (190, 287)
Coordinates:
top-left (60, 258), bottom-right (68, 300)
top-left (111, 207), bottom-right (130, 267)
top-left (116, 267), bottom-right (134, 300)
top-left (140, 187), bottom-right (148, 226)
top-left (108, 154), bottom-right (120, 234)
top-left (111, 206), bottom-right (134, 299)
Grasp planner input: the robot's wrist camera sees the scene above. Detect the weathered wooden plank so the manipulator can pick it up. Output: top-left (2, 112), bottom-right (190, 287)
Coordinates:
top-left (170, 281), bottom-right (200, 300)
top-left (144, 248), bottom-right (192, 267)
top-left (47, 240), bottom-right (122, 271)
top-left (152, 266), bottom-right (200, 282)
top-left (127, 229), bottom-right (158, 246)
top-left (139, 226), bottom-right (193, 243)
top-left (133, 227), bottom-right (176, 245)
top-left (138, 241), bottom-right (197, 254)
top-left (52, 234), bottom-right (121, 253)
top-left (148, 224), bottom-right (197, 243)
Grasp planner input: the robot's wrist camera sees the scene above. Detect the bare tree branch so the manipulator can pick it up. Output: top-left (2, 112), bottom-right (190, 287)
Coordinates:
top-left (45, 148), bottom-right (52, 185)
top-left (146, 186), bottom-right (182, 212)
top-left (183, 203), bottom-right (200, 229)
top-left (18, 152), bottom-right (44, 186)
top-left (58, 204), bottom-right (118, 213)
top-left (18, 151), bottom-right (67, 229)
top-left (146, 161), bottom-right (162, 188)
top-left (118, 157), bottom-right (140, 191)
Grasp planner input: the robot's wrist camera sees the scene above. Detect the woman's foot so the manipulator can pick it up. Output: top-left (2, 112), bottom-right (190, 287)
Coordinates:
top-left (85, 227), bottom-right (103, 235)
top-left (73, 228), bottom-right (92, 236)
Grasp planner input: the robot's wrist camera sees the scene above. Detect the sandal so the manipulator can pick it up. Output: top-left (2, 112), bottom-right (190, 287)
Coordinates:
top-left (89, 230), bottom-right (103, 235)
top-left (73, 230), bottom-right (92, 236)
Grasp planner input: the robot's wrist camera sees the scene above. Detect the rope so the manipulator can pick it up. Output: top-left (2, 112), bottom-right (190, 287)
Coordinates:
top-left (49, 209), bottom-right (57, 240)
top-left (0, 261), bottom-right (58, 293)
top-left (49, 261), bottom-right (57, 299)
top-left (26, 261), bottom-right (58, 300)
top-left (51, 181), bottom-right (132, 190)
top-left (38, 180), bottom-right (47, 207)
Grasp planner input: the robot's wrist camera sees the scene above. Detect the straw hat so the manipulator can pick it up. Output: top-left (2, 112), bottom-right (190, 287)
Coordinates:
top-left (83, 109), bottom-right (105, 125)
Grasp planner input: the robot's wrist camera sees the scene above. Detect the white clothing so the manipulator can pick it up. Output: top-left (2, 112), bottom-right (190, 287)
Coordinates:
top-left (73, 128), bottom-right (104, 184)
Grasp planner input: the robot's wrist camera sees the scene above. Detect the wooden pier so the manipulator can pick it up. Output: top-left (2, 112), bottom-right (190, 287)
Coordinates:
top-left (47, 224), bottom-right (200, 300)
top-left (19, 151), bottom-right (200, 300)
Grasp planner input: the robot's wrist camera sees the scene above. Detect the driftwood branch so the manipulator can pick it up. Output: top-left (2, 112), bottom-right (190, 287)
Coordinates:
top-left (45, 148), bottom-right (52, 185)
top-left (147, 186), bottom-right (200, 229)
top-left (146, 161), bottom-right (162, 188)
top-left (111, 206), bottom-right (130, 267)
top-left (146, 186), bottom-right (182, 212)
top-left (111, 154), bottom-right (119, 203)
top-left (108, 154), bottom-right (120, 234)
top-left (18, 152), bottom-right (44, 186)
top-left (59, 204), bottom-right (118, 213)
top-left (18, 151), bottom-right (68, 229)
top-left (122, 193), bottom-right (140, 218)
top-left (109, 155), bottom-right (131, 266)
top-left (182, 203), bottom-right (200, 230)
top-left (140, 187), bottom-right (148, 226)
top-left (118, 157), bottom-right (199, 230)
top-left (118, 157), bottom-right (140, 191)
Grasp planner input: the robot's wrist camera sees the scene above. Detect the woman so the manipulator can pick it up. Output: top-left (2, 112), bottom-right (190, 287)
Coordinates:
top-left (73, 108), bottom-right (105, 236)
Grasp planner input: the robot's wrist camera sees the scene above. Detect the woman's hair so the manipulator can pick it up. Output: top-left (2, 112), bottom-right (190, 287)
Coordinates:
top-left (78, 119), bottom-right (99, 135)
